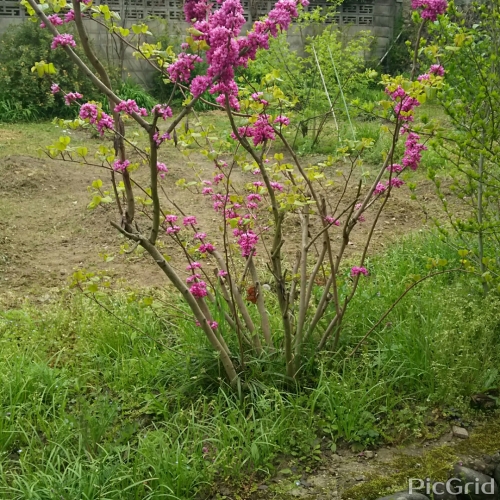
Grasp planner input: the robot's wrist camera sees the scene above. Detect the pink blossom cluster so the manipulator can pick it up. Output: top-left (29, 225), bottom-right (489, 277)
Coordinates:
top-left (51, 33), bottom-right (76, 49)
top-left (418, 64), bottom-right (445, 82)
top-left (174, 0), bottom-right (305, 110)
top-left (324, 216), bottom-right (340, 226)
top-left (64, 92), bottom-right (83, 105)
top-left (351, 266), bottom-right (369, 277)
top-left (373, 178), bottom-right (405, 196)
top-left (157, 162), bottom-right (168, 178)
top-left (79, 103), bottom-right (114, 136)
top-left (168, 53), bottom-right (203, 83)
top-left (41, 13), bottom-right (63, 28)
top-left (355, 203), bottom-right (366, 223)
top-left (183, 216), bottom-right (197, 226)
top-left (190, 281), bottom-right (208, 297)
top-left (251, 92), bottom-right (269, 105)
top-left (274, 115), bottom-right (290, 126)
top-left (113, 159), bottom-right (131, 172)
top-left (96, 113), bottom-right (114, 135)
top-left (234, 115), bottom-right (276, 146)
top-left (153, 131), bottom-right (171, 146)
top-left (114, 99), bottom-right (148, 116)
top-left (402, 132), bottom-right (427, 170)
top-left (235, 229), bottom-right (258, 257)
top-left (51, 83), bottom-right (61, 94)
top-left (411, 0), bottom-right (447, 21)
top-left (270, 181), bottom-right (284, 191)
top-left (387, 163), bottom-right (403, 173)
top-left (385, 85), bottom-right (420, 122)
top-left (152, 104), bottom-right (173, 120)
top-left (199, 243), bottom-right (215, 253)
top-left (64, 9), bottom-right (76, 22)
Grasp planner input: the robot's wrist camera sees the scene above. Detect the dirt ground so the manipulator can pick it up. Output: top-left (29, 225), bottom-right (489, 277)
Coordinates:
top-left (0, 141), bottom-right (440, 307)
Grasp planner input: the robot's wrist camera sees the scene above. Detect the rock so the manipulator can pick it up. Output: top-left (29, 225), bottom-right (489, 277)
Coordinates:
top-left (289, 488), bottom-right (308, 498)
top-left (376, 492), bottom-right (430, 500)
top-left (452, 426), bottom-right (469, 439)
top-left (430, 486), bottom-right (457, 500)
top-left (495, 464), bottom-right (500, 489)
top-left (356, 476), bottom-right (366, 481)
top-left (365, 451), bottom-right (376, 459)
top-left (257, 484), bottom-right (268, 491)
top-left (493, 453), bottom-right (500, 465)
top-left (452, 465), bottom-right (498, 500)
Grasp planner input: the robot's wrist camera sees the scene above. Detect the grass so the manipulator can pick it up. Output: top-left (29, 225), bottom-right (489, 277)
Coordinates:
top-left (1, 232), bottom-right (500, 498)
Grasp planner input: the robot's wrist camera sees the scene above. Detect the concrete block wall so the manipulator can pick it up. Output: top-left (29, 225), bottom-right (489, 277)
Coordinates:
top-left (0, 0), bottom-right (399, 84)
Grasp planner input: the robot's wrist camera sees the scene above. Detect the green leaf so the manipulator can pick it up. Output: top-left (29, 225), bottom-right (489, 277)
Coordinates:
top-left (77, 147), bottom-right (88, 157)
top-left (92, 179), bottom-right (103, 189)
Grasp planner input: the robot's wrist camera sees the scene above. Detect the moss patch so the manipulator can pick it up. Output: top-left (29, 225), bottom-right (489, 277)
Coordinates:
top-left (343, 413), bottom-right (500, 500)
top-left (343, 446), bottom-right (459, 500)
top-left (455, 414), bottom-right (500, 455)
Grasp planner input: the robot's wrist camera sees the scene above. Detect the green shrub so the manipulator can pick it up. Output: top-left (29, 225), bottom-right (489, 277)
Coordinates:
top-left (0, 21), bottom-right (111, 122)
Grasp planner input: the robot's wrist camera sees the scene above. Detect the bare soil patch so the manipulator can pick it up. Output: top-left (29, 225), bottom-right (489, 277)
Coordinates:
top-left (0, 151), bottom-right (437, 306)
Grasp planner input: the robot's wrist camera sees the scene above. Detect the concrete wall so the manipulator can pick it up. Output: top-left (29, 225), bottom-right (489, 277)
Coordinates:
top-left (0, 0), bottom-right (399, 84)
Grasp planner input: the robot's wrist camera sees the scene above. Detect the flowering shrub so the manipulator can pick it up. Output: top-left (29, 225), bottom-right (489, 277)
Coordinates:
top-left (21, 0), bottom-right (444, 386)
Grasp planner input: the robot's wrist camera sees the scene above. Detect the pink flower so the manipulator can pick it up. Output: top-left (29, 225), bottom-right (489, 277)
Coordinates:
top-left (47, 14), bottom-right (63, 26)
top-left (210, 321), bottom-right (218, 329)
top-left (186, 262), bottom-right (202, 270)
top-left (351, 266), bottom-right (369, 277)
top-left (355, 203), bottom-right (366, 223)
top-left (213, 173), bottom-right (224, 184)
top-left (387, 163), bottom-right (403, 173)
top-left (154, 132), bottom-right (171, 146)
top-left (198, 243), bottom-right (215, 254)
top-left (373, 182), bottom-right (387, 196)
top-left (113, 159), bottom-right (130, 172)
top-left (190, 75), bottom-right (211, 97)
top-left (183, 216), bottom-right (197, 226)
top-left (389, 178), bottom-right (405, 188)
top-left (274, 115), bottom-right (290, 126)
top-left (402, 132), bottom-right (427, 171)
top-left (324, 216), bottom-right (340, 226)
top-left (96, 113), bottom-right (114, 136)
top-left (270, 182), bottom-right (284, 191)
top-left (79, 103), bottom-right (98, 123)
top-left (237, 230), bottom-right (258, 257)
top-left (51, 34), bottom-right (76, 49)
top-left (157, 162), bottom-right (168, 178)
top-left (166, 225), bottom-right (181, 234)
top-left (64, 92), bottom-right (83, 105)
top-left (253, 181), bottom-right (265, 188)
top-left (202, 187), bottom-right (213, 195)
top-left (50, 83), bottom-right (60, 94)
top-left (186, 273), bottom-right (202, 283)
top-left (411, 0), bottom-right (447, 21)
top-left (114, 99), bottom-right (142, 115)
top-left (152, 104), bottom-right (173, 119)
top-left (247, 193), bottom-right (262, 202)
top-left (168, 53), bottom-right (203, 83)
top-left (429, 64), bottom-right (445, 76)
top-left (417, 73), bottom-right (430, 81)
top-left (194, 232), bottom-right (207, 240)
top-left (218, 269), bottom-right (228, 277)
top-left (190, 281), bottom-right (208, 298)
top-left (64, 9), bottom-right (75, 22)
top-left (165, 215), bottom-right (178, 223)
top-left (246, 202), bottom-right (258, 210)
